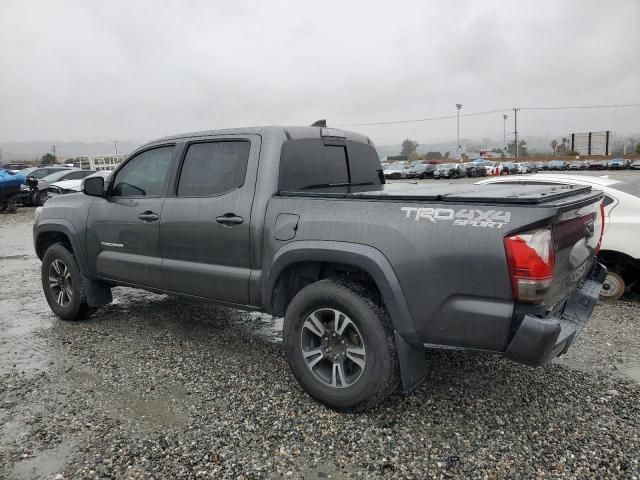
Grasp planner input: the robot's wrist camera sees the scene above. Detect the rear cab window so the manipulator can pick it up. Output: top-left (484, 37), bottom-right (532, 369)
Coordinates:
top-left (278, 138), bottom-right (383, 191)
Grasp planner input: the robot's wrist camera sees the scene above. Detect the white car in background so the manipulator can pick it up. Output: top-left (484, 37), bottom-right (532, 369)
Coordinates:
top-left (383, 163), bottom-right (410, 179)
top-left (45, 171), bottom-right (112, 198)
top-left (478, 160), bottom-right (503, 176)
top-left (477, 174), bottom-right (640, 300)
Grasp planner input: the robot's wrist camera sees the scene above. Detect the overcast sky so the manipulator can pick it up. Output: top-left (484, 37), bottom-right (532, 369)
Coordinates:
top-left (1, 0), bottom-right (639, 146)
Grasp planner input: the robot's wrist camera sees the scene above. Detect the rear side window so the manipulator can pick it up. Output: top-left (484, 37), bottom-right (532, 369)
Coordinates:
top-left (177, 141), bottom-right (250, 197)
top-left (65, 171), bottom-right (86, 180)
top-left (279, 139), bottom-right (347, 191)
top-left (112, 146), bottom-right (174, 197)
top-left (347, 141), bottom-right (383, 185)
top-left (278, 139), bottom-right (383, 191)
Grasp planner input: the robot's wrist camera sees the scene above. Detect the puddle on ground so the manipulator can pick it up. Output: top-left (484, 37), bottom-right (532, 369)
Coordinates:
top-left (243, 312), bottom-right (284, 343)
top-left (623, 366), bottom-right (640, 384)
top-left (68, 366), bottom-right (189, 430)
top-left (301, 460), bottom-right (355, 479)
top-left (10, 439), bottom-right (75, 480)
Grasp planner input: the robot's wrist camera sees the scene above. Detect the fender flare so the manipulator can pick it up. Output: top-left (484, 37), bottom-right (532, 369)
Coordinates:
top-left (264, 240), bottom-right (419, 344)
top-left (34, 220), bottom-right (112, 307)
top-left (34, 219), bottom-right (88, 274)
top-left (263, 240), bottom-right (426, 392)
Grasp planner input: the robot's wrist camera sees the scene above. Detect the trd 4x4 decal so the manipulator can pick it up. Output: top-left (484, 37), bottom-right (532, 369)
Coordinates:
top-left (401, 207), bottom-right (511, 228)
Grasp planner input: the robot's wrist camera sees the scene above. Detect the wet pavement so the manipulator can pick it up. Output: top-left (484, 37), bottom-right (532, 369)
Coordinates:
top-left (1, 207), bottom-right (639, 479)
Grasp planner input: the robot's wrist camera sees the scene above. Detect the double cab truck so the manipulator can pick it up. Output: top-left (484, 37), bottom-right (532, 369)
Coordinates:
top-left (34, 125), bottom-right (606, 411)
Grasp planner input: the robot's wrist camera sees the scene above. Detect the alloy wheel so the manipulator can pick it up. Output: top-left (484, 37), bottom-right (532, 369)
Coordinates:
top-left (49, 259), bottom-right (73, 307)
top-left (300, 308), bottom-right (366, 388)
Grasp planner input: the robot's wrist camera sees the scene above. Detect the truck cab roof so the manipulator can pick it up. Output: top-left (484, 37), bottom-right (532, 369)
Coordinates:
top-left (143, 126), bottom-right (371, 148)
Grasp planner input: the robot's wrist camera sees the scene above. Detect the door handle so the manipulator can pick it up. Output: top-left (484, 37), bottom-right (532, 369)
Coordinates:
top-left (216, 213), bottom-right (244, 226)
top-left (138, 211), bottom-right (159, 222)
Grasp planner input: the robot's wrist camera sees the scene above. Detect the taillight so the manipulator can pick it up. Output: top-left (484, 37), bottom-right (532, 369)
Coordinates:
top-left (594, 201), bottom-right (605, 254)
top-left (504, 228), bottom-right (555, 303)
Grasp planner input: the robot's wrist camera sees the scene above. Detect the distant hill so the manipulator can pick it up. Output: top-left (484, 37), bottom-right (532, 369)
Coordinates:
top-left (2, 132), bottom-right (635, 162)
top-left (0, 140), bottom-right (144, 162)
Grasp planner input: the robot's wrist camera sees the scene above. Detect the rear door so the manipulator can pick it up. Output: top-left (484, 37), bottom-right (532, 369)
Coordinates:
top-left (85, 145), bottom-right (176, 288)
top-left (160, 135), bottom-right (260, 304)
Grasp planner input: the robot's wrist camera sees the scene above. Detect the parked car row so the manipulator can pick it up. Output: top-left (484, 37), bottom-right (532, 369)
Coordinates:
top-left (544, 158), bottom-right (637, 171)
top-left (382, 157), bottom-right (640, 181)
top-left (0, 165), bottom-right (102, 210)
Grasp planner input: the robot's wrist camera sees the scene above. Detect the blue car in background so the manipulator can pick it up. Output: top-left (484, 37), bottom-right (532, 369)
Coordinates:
top-left (0, 169), bottom-right (24, 211)
top-left (1, 166), bottom-right (70, 210)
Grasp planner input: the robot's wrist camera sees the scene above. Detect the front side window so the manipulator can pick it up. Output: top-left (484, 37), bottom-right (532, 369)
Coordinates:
top-left (111, 146), bottom-right (174, 197)
top-left (41, 170), bottom-right (72, 183)
top-left (31, 169), bottom-right (53, 179)
top-left (177, 141), bottom-right (250, 197)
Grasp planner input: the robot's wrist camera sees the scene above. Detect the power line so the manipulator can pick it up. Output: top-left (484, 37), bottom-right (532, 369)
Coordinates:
top-left (336, 103), bottom-right (640, 127)
top-left (520, 103), bottom-right (640, 111)
top-left (337, 108), bottom-right (510, 127)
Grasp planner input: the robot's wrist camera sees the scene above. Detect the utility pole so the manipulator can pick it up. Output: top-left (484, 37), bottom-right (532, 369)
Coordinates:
top-left (513, 108), bottom-right (519, 159)
top-left (51, 145), bottom-right (57, 164)
top-left (502, 114), bottom-right (508, 153)
top-left (456, 104), bottom-right (462, 161)
top-left (113, 140), bottom-right (118, 155)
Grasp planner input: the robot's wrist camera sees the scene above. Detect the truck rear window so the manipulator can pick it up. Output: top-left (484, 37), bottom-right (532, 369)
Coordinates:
top-left (279, 139), bottom-right (383, 191)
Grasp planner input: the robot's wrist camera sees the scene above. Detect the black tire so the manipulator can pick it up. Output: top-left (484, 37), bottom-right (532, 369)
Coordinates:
top-left (41, 243), bottom-right (97, 320)
top-left (34, 190), bottom-right (48, 206)
top-left (600, 271), bottom-right (626, 301)
top-left (283, 278), bottom-right (399, 412)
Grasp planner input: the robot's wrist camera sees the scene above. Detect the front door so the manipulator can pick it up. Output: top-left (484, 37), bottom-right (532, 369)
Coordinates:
top-left (85, 145), bottom-right (176, 289)
top-left (160, 136), bottom-right (259, 304)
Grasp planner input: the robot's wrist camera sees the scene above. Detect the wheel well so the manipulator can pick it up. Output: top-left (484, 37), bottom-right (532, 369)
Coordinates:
top-left (598, 250), bottom-right (640, 278)
top-left (271, 262), bottom-right (381, 317)
top-left (36, 231), bottom-right (73, 259)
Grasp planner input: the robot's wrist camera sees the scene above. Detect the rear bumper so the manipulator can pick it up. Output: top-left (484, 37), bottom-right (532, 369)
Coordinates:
top-left (504, 262), bottom-right (607, 366)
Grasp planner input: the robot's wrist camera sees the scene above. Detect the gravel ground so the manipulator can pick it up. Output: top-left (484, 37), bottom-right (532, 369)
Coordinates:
top-left (1, 207), bottom-right (639, 480)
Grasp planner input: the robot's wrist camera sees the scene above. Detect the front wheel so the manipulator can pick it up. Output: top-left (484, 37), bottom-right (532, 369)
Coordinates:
top-left (283, 279), bottom-right (399, 412)
top-left (34, 190), bottom-right (49, 206)
top-left (42, 243), bottom-right (97, 320)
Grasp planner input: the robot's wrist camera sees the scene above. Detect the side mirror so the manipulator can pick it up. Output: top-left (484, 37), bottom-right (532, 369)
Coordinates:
top-left (83, 176), bottom-right (105, 197)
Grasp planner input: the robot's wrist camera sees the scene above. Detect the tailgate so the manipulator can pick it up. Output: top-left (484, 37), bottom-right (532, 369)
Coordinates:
top-left (542, 193), bottom-right (604, 309)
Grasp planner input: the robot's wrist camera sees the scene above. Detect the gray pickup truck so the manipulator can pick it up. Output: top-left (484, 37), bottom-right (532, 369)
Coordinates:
top-left (34, 125), bottom-right (606, 411)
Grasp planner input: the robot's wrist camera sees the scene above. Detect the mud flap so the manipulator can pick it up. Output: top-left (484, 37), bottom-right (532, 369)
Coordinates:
top-left (395, 331), bottom-right (427, 393)
top-left (82, 275), bottom-right (113, 307)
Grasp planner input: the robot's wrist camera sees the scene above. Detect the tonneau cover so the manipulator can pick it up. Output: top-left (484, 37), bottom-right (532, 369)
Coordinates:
top-left (279, 182), bottom-right (594, 205)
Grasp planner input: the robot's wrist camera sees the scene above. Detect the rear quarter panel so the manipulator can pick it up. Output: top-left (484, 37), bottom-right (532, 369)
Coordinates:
top-left (262, 196), bottom-right (559, 351)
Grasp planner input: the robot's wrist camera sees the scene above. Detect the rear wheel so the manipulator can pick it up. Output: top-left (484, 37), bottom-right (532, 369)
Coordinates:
top-left (42, 243), bottom-right (97, 320)
top-left (600, 271), bottom-right (626, 301)
top-left (283, 279), bottom-right (399, 412)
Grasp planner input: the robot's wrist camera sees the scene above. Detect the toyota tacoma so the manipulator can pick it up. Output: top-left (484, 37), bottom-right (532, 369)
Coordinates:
top-left (34, 125), bottom-right (606, 411)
